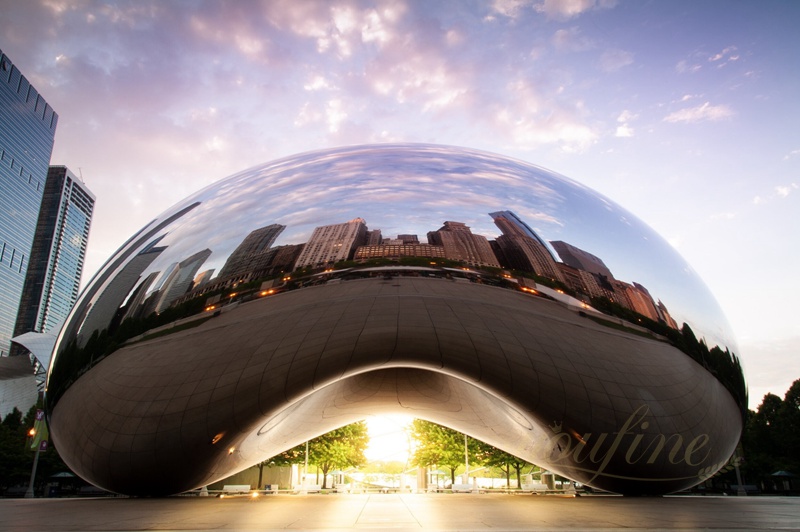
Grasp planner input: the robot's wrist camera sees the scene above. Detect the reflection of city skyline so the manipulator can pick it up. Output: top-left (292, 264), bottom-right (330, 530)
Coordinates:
top-left (102, 144), bottom-right (736, 353)
top-left (123, 209), bottom-right (677, 334)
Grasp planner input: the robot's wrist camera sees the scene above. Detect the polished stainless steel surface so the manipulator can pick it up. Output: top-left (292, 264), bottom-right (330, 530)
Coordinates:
top-left (45, 144), bottom-right (745, 496)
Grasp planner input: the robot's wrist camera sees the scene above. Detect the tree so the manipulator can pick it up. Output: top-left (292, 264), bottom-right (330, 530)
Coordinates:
top-left (261, 422), bottom-right (369, 489)
top-left (410, 420), bottom-right (481, 485)
top-left (476, 440), bottom-right (533, 489)
top-left (307, 422), bottom-right (368, 488)
top-left (0, 403), bottom-right (71, 495)
top-left (0, 408), bottom-right (30, 491)
top-left (739, 380), bottom-right (800, 490)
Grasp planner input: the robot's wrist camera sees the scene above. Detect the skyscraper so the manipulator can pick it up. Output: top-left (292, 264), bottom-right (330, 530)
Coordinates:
top-left (0, 49), bottom-right (58, 358)
top-left (154, 248), bottom-right (212, 313)
top-left (0, 49), bottom-right (59, 417)
top-left (489, 211), bottom-right (563, 281)
top-left (427, 221), bottom-right (500, 268)
top-left (218, 224), bottom-right (284, 279)
top-left (294, 218), bottom-right (368, 270)
top-left (14, 167), bottom-right (94, 343)
top-left (550, 240), bottom-right (614, 280)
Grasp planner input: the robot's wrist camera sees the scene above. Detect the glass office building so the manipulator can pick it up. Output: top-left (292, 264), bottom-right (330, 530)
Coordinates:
top-left (14, 166), bottom-right (94, 341)
top-left (0, 48), bottom-right (58, 359)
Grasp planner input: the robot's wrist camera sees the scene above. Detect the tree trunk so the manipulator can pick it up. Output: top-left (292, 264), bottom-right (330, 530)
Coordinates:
top-left (257, 463), bottom-right (264, 490)
top-left (321, 465), bottom-right (330, 489)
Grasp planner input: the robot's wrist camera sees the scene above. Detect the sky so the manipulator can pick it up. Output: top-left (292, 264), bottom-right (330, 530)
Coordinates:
top-left (0, 0), bottom-right (798, 411)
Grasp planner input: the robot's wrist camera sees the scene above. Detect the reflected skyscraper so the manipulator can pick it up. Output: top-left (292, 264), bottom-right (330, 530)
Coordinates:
top-left (218, 224), bottom-right (284, 279)
top-left (294, 218), bottom-right (368, 269)
top-left (154, 248), bottom-right (212, 313)
top-left (77, 239), bottom-right (165, 344)
top-left (427, 221), bottom-right (499, 268)
top-left (550, 240), bottom-right (614, 280)
top-left (490, 211), bottom-right (563, 281)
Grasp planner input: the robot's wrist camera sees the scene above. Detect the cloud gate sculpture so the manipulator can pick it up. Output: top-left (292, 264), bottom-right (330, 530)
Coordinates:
top-left (44, 144), bottom-right (746, 496)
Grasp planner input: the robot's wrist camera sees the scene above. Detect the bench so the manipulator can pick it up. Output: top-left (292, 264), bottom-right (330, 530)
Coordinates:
top-left (221, 484), bottom-right (251, 495)
top-left (293, 484), bottom-right (321, 493)
top-left (521, 483), bottom-right (549, 493)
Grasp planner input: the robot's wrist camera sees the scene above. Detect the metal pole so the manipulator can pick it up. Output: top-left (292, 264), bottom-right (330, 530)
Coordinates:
top-left (24, 444), bottom-right (41, 498)
top-left (734, 451), bottom-right (746, 496)
top-left (464, 434), bottom-right (469, 483)
top-left (304, 440), bottom-right (309, 487)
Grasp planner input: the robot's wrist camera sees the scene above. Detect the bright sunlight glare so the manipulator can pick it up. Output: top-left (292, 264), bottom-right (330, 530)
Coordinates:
top-left (364, 414), bottom-right (414, 463)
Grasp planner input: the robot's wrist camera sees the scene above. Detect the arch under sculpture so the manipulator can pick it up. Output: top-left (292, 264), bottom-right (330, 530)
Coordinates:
top-left (44, 144), bottom-right (745, 496)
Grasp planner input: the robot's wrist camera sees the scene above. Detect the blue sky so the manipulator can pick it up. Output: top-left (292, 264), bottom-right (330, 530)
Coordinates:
top-left (1, 0), bottom-right (798, 409)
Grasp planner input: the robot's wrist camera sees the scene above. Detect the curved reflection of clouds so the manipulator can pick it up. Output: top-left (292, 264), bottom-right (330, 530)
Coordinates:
top-left (84, 143), bottom-right (736, 352)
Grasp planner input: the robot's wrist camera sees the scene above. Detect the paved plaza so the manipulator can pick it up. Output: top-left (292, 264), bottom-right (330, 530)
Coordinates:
top-left (2, 493), bottom-right (800, 531)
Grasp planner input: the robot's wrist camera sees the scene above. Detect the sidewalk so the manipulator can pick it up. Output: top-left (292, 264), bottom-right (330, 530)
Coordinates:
top-left (2, 493), bottom-right (799, 531)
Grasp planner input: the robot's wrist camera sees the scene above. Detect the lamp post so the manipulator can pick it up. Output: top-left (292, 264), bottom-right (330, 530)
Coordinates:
top-left (463, 434), bottom-right (469, 485)
top-left (25, 431), bottom-right (42, 498)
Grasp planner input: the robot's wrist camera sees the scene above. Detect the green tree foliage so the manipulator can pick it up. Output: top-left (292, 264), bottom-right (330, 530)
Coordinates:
top-left (739, 379), bottom-right (800, 491)
top-left (0, 408), bottom-right (30, 491)
top-left (309, 422), bottom-right (368, 488)
top-left (474, 440), bottom-right (532, 489)
top-left (0, 403), bottom-right (71, 495)
top-left (262, 422), bottom-right (368, 489)
top-left (410, 420), bottom-right (483, 485)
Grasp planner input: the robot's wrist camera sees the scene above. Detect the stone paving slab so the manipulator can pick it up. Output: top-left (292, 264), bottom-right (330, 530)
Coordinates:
top-left (2, 494), bottom-right (800, 531)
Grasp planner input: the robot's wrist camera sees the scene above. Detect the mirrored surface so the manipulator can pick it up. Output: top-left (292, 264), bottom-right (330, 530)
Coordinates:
top-left (46, 144), bottom-right (745, 496)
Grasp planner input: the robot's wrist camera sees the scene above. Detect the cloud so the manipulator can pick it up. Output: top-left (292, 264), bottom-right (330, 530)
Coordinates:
top-left (708, 45), bottom-right (739, 67)
top-left (599, 48), bottom-right (633, 72)
top-left (615, 125), bottom-right (633, 138)
top-left (775, 183), bottom-right (798, 198)
top-left (614, 109), bottom-right (636, 137)
top-left (751, 183), bottom-right (797, 205)
top-left (675, 59), bottom-right (702, 74)
top-left (663, 102), bottom-right (734, 123)
top-left (492, 80), bottom-right (597, 151)
top-left (490, 0), bottom-right (534, 19)
top-left (552, 27), bottom-right (594, 52)
top-left (326, 98), bottom-right (347, 132)
top-left (534, 0), bottom-right (617, 20)
top-left (783, 148), bottom-right (800, 161)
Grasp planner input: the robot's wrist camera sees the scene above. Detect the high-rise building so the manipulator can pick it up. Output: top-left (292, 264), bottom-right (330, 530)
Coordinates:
top-left (0, 49), bottom-right (59, 418)
top-left (427, 221), bottom-right (500, 268)
top-left (489, 211), bottom-right (563, 281)
top-left (218, 224), bottom-right (284, 279)
top-left (13, 167), bottom-right (94, 344)
top-left (0, 49), bottom-right (58, 358)
top-left (294, 218), bottom-right (368, 270)
top-left (154, 248), bottom-right (212, 313)
top-left (366, 229), bottom-right (382, 245)
top-left (550, 240), bottom-right (614, 280)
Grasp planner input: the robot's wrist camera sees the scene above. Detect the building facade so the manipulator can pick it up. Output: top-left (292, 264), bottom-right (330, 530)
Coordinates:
top-left (0, 49), bottom-right (58, 358)
top-left (218, 224), bottom-right (285, 279)
top-left (490, 211), bottom-right (563, 281)
top-left (14, 167), bottom-right (94, 342)
top-left (0, 49), bottom-right (59, 418)
top-left (427, 221), bottom-right (499, 268)
top-left (293, 218), bottom-right (368, 270)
